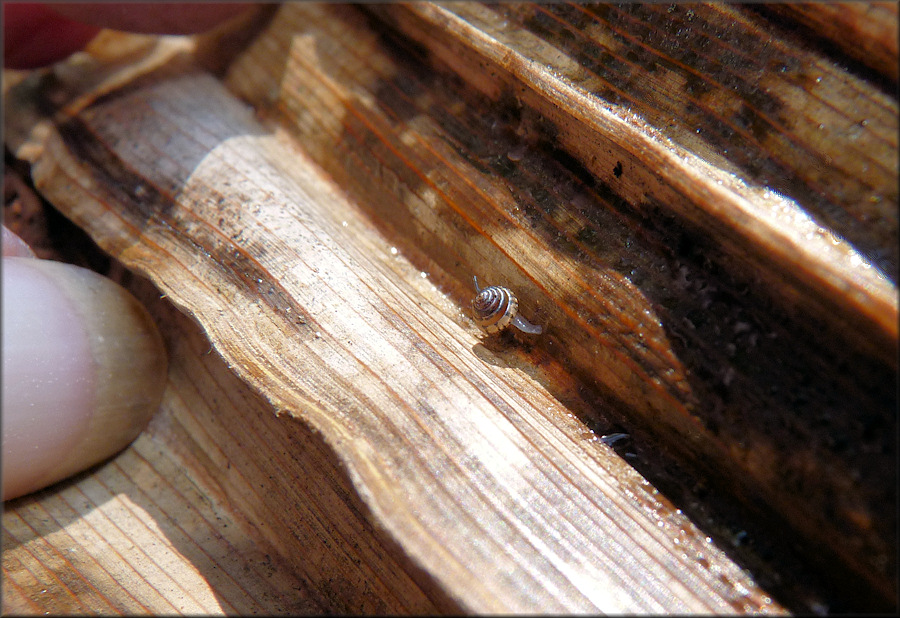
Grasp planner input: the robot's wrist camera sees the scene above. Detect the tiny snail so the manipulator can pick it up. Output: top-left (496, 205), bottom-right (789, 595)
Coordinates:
top-left (472, 276), bottom-right (543, 335)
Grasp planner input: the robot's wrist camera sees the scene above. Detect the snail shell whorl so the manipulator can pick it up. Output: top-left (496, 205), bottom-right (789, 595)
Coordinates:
top-left (472, 283), bottom-right (519, 333)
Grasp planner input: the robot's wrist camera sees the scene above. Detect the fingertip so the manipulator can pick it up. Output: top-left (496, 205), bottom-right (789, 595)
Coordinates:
top-left (2, 258), bottom-right (167, 500)
top-left (3, 3), bottom-right (101, 70)
top-left (44, 3), bottom-right (257, 36)
top-left (4, 2), bottom-right (256, 70)
top-left (2, 226), bottom-right (37, 258)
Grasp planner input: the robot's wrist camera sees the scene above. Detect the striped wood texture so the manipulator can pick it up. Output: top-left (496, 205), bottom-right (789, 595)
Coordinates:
top-left (3, 3), bottom-right (896, 614)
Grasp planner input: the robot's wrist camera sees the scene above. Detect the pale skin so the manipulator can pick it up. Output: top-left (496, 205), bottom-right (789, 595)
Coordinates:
top-left (2, 3), bottom-right (255, 500)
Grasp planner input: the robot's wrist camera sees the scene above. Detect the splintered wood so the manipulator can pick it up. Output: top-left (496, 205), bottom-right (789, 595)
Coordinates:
top-left (3, 2), bottom-right (896, 614)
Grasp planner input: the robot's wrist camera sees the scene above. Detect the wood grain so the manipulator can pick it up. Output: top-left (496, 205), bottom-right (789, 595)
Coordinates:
top-left (229, 3), bottom-right (897, 608)
top-left (3, 37), bottom-right (781, 615)
top-left (3, 2), bottom-right (896, 614)
top-left (753, 2), bottom-right (899, 86)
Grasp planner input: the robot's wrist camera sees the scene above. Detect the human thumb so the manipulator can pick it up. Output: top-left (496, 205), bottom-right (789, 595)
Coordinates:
top-left (2, 255), bottom-right (167, 500)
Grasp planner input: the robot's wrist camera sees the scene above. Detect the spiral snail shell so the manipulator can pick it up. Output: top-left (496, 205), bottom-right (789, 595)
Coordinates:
top-left (472, 277), bottom-right (543, 335)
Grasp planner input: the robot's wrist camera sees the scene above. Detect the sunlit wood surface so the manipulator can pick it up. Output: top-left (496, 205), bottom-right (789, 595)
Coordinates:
top-left (3, 3), bottom-right (896, 614)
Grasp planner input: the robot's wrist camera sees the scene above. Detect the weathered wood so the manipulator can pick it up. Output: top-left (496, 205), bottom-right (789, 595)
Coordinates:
top-left (3, 1), bottom-right (896, 614)
top-left (752, 2), bottom-right (899, 86)
top-left (3, 22), bottom-right (783, 616)
top-left (230, 2), bottom-right (897, 608)
top-left (366, 2), bottom-right (898, 342)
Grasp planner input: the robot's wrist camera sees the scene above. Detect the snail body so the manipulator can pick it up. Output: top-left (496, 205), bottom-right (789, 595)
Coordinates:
top-left (472, 277), bottom-right (543, 335)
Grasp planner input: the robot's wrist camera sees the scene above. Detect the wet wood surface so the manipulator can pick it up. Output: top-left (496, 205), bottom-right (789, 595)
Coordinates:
top-left (3, 3), bottom-right (896, 614)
